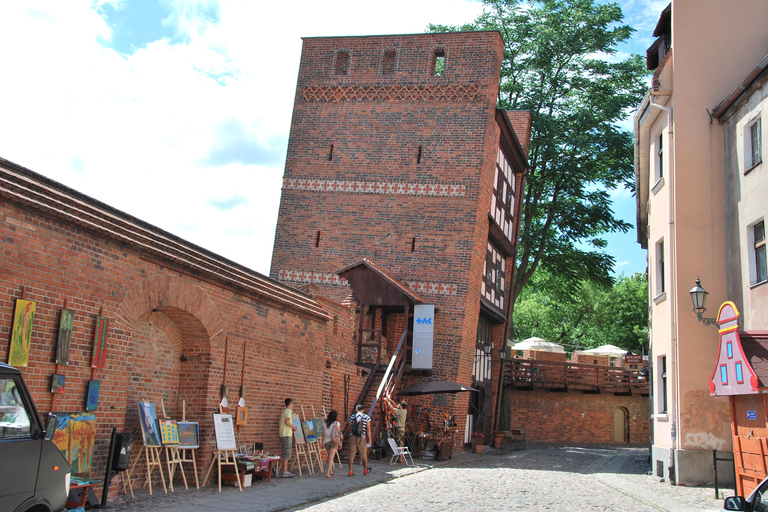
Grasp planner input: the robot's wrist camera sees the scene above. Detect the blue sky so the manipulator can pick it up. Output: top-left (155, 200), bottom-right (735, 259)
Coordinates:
top-left (0, 0), bottom-right (666, 276)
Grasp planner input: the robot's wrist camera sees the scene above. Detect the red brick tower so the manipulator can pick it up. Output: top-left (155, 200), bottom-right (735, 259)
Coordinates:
top-left (271, 31), bottom-right (529, 442)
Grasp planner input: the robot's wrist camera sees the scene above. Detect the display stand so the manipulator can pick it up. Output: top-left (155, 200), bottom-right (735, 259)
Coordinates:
top-left (164, 447), bottom-right (186, 492)
top-left (121, 466), bottom-right (135, 498)
top-left (290, 413), bottom-right (313, 476)
top-left (202, 413), bottom-right (242, 492)
top-left (174, 447), bottom-right (200, 489)
top-left (300, 405), bottom-right (323, 474)
top-left (170, 402), bottom-right (200, 489)
top-left (127, 445), bottom-right (167, 495)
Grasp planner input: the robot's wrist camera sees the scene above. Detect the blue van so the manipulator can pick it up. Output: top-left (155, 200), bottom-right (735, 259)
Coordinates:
top-left (0, 362), bottom-right (70, 512)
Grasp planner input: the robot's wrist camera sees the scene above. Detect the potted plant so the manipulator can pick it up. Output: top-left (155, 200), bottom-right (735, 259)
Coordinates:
top-left (470, 432), bottom-right (485, 454)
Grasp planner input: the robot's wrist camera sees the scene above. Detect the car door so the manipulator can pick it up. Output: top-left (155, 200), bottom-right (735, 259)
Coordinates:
top-left (0, 375), bottom-right (42, 512)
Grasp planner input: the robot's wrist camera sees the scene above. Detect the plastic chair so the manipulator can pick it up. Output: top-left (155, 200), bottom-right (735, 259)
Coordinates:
top-left (387, 437), bottom-right (414, 466)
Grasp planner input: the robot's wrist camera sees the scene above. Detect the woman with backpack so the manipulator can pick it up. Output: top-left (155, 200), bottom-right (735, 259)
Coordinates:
top-left (322, 410), bottom-right (343, 478)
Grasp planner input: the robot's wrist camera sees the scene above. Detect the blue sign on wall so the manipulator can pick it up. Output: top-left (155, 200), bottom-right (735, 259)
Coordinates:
top-left (748, 411), bottom-right (757, 420)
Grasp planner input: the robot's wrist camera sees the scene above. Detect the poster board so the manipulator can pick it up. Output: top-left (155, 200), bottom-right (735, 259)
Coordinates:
top-left (292, 414), bottom-right (304, 444)
top-left (213, 414), bottom-right (236, 450)
top-left (159, 419), bottom-right (179, 445)
top-left (177, 421), bottom-right (199, 448)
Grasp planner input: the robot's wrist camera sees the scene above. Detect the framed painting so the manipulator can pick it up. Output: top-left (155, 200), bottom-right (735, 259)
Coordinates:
top-left (91, 316), bottom-right (109, 369)
top-left (212, 414), bottom-right (236, 450)
top-left (8, 299), bottom-right (37, 368)
top-left (50, 374), bottom-right (66, 394)
top-left (85, 380), bottom-right (100, 411)
top-left (302, 421), bottom-right (315, 443)
top-left (312, 417), bottom-right (323, 439)
top-left (51, 411), bottom-right (96, 473)
top-left (137, 401), bottom-right (161, 447)
top-left (235, 406), bottom-right (248, 426)
top-left (177, 421), bottom-right (199, 448)
top-left (292, 414), bottom-right (304, 444)
top-left (55, 308), bottom-right (74, 365)
top-left (158, 419), bottom-right (179, 445)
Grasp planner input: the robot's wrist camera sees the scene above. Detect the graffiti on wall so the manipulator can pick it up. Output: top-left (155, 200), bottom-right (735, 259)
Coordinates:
top-left (680, 390), bottom-right (730, 450)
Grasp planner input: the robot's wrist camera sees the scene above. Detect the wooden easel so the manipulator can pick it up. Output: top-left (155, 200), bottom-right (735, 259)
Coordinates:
top-left (156, 400), bottom-right (185, 493)
top-left (290, 413), bottom-right (313, 476)
top-left (127, 445), bottom-right (167, 495)
top-left (170, 401), bottom-right (199, 489)
top-left (321, 404), bottom-right (343, 470)
top-left (202, 413), bottom-right (242, 492)
top-left (300, 405), bottom-right (323, 474)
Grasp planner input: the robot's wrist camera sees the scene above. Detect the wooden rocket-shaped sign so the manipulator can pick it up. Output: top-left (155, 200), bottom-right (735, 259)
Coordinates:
top-left (709, 301), bottom-right (759, 395)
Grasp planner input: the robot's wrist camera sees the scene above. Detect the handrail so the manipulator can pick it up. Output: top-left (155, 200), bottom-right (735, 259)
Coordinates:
top-left (502, 358), bottom-right (649, 393)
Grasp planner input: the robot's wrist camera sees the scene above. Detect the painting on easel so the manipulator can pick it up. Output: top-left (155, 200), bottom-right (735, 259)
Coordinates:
top-left (159, 419), bottom-right (179, 445)
top-left (177, 421), bottom-right (199, 448)
top-left (292, 414), bottom-right (305, 444)
top-left (302, 421), bottom-right (315, 442)
top-left (55, 308), bottom-right (74, 365)
top-left (51, 411), bottom-right (96, 473)
top-left (137, 401), bottom-right (162, 447)
top-left (8, 299), bottom-right (36, 368)
top-left (212, 414), bottom-right (237, 450)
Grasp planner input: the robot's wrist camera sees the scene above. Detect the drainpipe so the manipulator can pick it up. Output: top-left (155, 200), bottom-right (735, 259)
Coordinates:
top-left (649, 100), bottom-right (678, 484)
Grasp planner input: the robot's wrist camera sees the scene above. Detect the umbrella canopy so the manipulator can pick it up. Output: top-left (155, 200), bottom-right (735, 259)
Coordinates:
top-left (398, 380), bottom-right (478, 396)
top-left (510, 338), bottom-right (565, 353)
top-left (581, 344), bottom-right (628, 357)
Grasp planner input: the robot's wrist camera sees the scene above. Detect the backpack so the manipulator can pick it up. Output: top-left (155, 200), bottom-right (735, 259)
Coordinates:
top-left (351, 413), bottom-right (364, 437)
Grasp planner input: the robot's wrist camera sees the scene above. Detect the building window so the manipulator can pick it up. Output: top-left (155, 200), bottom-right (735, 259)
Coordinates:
top-left (334, 50), bottom-right (351, 75)
top-left (748, 118), bottom-right (762, 170)
top-left (727, 341), bottom-right (733, 359)
top-left (756, 221), bottom-right (767, 284)
top-left (490, 150), bottom-right (517, 243)
top-left (660, 356), bottom-right (668, 414)
top-left (736, 362), bottom-right (744, 384)
top-left (381, 49), bottom-right (396, 75)
top-left (656, 133), bottom-right (663, 181)
top-left (720, 364), bottom-right (728, 385)
top-left (481, 241), bottom-right (505, 311)
top-left (655, 240), bottom-right (665, 296)
top-left (433, 48), bottom-right (446, 76)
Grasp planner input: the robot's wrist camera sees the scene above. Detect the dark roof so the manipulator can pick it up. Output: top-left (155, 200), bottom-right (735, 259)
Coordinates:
top-left (741, 333), bottom-right (768, 387)
top-left (653, 4), bottom-right (671, 37)
top-left (336, 258), bottom-right (424, 306)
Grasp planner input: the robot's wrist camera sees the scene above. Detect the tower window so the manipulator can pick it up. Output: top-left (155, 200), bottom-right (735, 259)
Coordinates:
top-left (433, 48), bottom-right (446, 76)
top-left (382, 49), bottom-right (396, 75)
top-left (315, 230), bottom-right (321, 248)
top-left (334, 50), bottom-right (351, 75)
top-left (328, 144), bottom-right (334, 161)
top-left (417, 146), bottom-right (422, 164)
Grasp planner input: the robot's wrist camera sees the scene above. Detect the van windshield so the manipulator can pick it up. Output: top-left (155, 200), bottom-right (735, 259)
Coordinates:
top-left (0, 378), bottom-right (31, 437)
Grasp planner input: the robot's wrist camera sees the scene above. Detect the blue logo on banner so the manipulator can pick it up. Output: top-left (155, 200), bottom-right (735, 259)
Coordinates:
top-left (748, 411), bottom-right (757, 420)
top-left (415, 318), bottom-right (432, 325)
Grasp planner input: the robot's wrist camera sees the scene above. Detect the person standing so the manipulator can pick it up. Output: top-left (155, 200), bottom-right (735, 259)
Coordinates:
top-left (385, 397), bottom-right (407, 448)
top-left (322, 410), bottom-right (342, 478)
top-left (347, 404), bottom-right (371, 476)
top-left (279, 398), bottom-right (297, 478)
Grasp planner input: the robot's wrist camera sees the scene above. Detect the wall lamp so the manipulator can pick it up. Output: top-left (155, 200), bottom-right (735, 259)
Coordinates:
top-left (689, 277), bottom-right (718, 327)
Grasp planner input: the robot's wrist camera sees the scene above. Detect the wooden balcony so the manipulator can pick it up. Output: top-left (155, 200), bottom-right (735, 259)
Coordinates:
top-left (502, 358), bottom-right (649, 395)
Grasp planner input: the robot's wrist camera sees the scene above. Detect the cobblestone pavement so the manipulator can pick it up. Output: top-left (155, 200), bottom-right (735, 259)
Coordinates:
top-left (100, 445), bottom-right (735, 511)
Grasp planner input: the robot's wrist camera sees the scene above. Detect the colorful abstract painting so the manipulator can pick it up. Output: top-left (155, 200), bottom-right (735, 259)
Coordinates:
top-left (137, 401), bottom-right (161, 447)
top-left (91, 316), bottom-right (109, 369)
top-left (292, 414), bottom-right (304, 444)
top-left (51, 411), bottom-right (96, 473)
top-left (177, 421), bottom-right (199, 448)
top-left (55, 309), bottom-right (74, 365)
top-left (302, 421), bottom-right (316, 442)
top-left (85, 380), bottom-right (100, 411)
top-left (158, 419), bottom-right (179, 445)
top-left (8, 299), bottom-right (36, 367)
top-left (51, 374), bottom-right (66, 394)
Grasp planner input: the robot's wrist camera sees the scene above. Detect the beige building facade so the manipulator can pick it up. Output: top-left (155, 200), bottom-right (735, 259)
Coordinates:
top-left (634, 1), bottom-right (768, 486)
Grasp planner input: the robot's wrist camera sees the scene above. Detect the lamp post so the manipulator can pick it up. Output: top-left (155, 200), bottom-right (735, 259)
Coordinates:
top-left (494, 347), bottom-right (507, 432)
top-left (689, 277), bottom-right (718, 326)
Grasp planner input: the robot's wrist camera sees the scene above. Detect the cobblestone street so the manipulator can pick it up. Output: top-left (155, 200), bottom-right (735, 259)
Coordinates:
top-left (102, 445), bottom-right (735, 511)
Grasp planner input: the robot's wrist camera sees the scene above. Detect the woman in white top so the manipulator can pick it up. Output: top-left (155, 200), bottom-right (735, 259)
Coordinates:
top-left (322, 410), bottom-right (341, 478)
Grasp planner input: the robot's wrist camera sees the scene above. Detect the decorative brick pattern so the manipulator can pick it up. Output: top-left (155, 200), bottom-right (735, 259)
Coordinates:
top-left (278, 270), bottom-right (458, 295)
top-left (282, 177), bottom-right (466, 197)
top-left (303, 84), bottom-right (478, 103)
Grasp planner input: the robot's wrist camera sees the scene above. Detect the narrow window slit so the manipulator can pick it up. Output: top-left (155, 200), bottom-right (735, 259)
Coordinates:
top-left (315, 230), bottom-right (322, 247)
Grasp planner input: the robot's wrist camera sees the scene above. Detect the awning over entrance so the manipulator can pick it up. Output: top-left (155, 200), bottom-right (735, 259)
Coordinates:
top-left (336, 258), bottom-right (424, 306)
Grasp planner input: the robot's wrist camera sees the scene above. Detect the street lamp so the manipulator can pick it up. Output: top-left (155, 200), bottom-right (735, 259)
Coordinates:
top-left (689, 277), bottom-right (717, 326)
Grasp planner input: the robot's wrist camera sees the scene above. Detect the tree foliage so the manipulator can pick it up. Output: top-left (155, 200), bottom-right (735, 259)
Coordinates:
top-left (513, 271), bottom-right (649, 353)
top-left (429, 0), bottom-right (649, 316)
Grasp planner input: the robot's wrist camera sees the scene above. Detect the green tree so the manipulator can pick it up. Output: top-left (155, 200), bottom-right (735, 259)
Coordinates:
top-left (429, 0), bottom-right (649, 324)
top-left (513, 271), bottom-right (648, 353)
